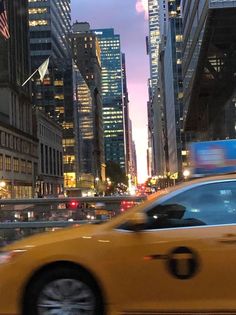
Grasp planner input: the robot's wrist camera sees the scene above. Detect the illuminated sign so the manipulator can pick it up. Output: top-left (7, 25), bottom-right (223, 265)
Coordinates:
top-left (94, 31), bottom-right (103, 35)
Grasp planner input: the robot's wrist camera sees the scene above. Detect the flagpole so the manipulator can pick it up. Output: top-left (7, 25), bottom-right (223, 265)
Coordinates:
top-left (22, 68), bottom-right (38, 87)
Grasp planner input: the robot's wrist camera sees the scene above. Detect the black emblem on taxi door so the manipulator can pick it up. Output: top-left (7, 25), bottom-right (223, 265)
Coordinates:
top-left (167, 247), bottom-right (199, 280)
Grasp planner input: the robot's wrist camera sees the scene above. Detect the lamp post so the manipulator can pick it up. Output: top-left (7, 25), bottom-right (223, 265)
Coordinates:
top-left (95, 177), bottom-right (99, 195)
top-left (107, 177), bottom-right (111, 186)
top-left (105, 177), bottom-right (112, 196)
top-left (183, 169), bottom-right (190, 181)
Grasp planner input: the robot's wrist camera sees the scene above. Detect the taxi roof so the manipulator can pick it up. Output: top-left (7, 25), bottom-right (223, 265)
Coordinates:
top-left (177, 173), bottom-right (236, 189)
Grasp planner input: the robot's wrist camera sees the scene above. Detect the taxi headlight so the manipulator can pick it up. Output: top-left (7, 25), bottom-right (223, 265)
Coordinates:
top-left (0, 250), bottom-right (26, 264)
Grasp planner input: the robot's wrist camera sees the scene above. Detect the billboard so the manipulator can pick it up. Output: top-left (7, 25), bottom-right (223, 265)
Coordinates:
top-left (190, 139), bottom-right (236, 176)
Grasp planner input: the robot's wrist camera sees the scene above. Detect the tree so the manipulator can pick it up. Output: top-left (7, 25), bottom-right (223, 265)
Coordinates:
top-left (106, 161), bottom-right (127, 186)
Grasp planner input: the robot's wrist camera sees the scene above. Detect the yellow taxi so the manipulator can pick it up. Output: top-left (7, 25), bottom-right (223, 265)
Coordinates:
top-left (1, 174), bottom-right (236, 314)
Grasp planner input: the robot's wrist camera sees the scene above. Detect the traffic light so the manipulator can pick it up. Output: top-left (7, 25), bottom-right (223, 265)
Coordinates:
top-left (120, 200), bottom-right (135, 212)
top-left (66, 200), bottom-right (79, 209)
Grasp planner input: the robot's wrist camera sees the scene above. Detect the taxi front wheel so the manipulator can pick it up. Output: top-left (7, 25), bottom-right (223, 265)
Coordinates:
top-left (23, 266), bottom-right (104, 315)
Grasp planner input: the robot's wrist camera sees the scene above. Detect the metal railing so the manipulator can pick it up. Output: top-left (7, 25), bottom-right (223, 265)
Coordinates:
top-left (0, 195), bottom-right (147, 246)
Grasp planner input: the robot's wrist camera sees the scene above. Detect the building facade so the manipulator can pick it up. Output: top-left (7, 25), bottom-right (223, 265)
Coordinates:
top-left (29, 0), bottom-right (70, 62)
top-left (131, 140), bottom-right (138, 180)
top-left (93, 28), bottom-right (126, 171)
top-left (0, 0), bottom-right (38, 198)
top-left (122, 53), bottom-right (136, 177)
top-left (71, 22), bottom-right (105, 182)
top-left (62, 64), bottom-right (82, 191)
top-left (148, 0), bottom-right (190, 180)
top-left (28, 0), bottom-right (82, 192)
top-left (147, 0), bottom-right (167, 177)
top-left (75, 67), bottom-right (96, 189)
top-left (148, 0), bottom-right (161, 93)
top-left (163, 14), bottom-right (183, 175)
top-left (182, 0), bottom-right (236, 141)
top-left (34, 109), bottom-right (63, 197)
top-left (28, 0), bottom-right (71, 120)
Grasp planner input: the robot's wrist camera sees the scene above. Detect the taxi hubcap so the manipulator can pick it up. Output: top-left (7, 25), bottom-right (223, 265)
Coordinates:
top-left (37, 278), bottom-right (95, 314)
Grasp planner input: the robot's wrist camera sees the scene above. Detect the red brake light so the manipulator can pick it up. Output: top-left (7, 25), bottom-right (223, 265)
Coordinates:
top-left (67, 200), bottom-right (79, 209)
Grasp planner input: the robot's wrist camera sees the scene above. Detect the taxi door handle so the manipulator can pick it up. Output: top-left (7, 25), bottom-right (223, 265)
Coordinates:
top-left (218, 234), bottom-right (236, 244)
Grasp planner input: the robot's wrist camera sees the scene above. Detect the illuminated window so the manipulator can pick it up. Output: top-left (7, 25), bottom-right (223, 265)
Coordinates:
top-left (0, 155), bottom-right (3, 171)
top-left (55, 107), bottom-right (64, 114)
top-left (13, 158), bottom-right (19, 172)
top-left (43, 77), bottom-right (51, 85)
top-left (5, 156), bottom-right (11, 172)
top-left (178, 92), bottom-right (183, 99)
top-left (63, 155), bottom-right (75, 164)
top-left (63, 139), bottom-right (75, 146)
top-left (176, 35), bottom-right (183, 42)
top-left (54, 94), bottom-right (64, 100)
top-left (29, 20), bottom-right (48, 27)
top-left (64, 172), bottom-right (76, 188)
top-left (54, 80), bottom-right (63, 86)
top-left (28, 8), bottom-right (47, 14)
top-left (62, 122), bottom-right (73, 129)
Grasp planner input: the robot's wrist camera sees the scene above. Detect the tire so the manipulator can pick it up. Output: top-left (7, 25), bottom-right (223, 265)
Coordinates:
top-left (23, 266), bottom-right (104, 315)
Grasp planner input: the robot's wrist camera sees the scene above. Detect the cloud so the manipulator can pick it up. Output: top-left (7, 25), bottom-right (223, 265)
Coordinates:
top-left (135, 0), bottom-right (148, 19)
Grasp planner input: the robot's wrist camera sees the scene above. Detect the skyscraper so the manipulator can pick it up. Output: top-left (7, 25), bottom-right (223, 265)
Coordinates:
top-left (122, 54), bottom-right (130, 173)
top-left (29, 0), bottom-right (71, 63)
top-left (93, 28), bottom-right (126, 171)
top-left (160, 0), bottom-right (191, 179)
top-left (71, 22), bottom-right (105, 182)
top-left (28, 0), bottom-right (80, 192)
top-left (28, 0), bottom-right (71, 119)
top-left (122, 53), bottom-right (136, 178)
top-left (163, 8), bottom-right (182, 176)
top-left (147, 0), bottom-right (166, 176)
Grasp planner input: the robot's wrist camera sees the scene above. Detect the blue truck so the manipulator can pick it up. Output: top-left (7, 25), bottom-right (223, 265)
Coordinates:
top-left (190, 139), bottom-right (236, 176)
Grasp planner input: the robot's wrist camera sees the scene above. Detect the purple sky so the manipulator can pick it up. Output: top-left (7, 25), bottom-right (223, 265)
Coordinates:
top-left (71, 0), bottom-right (149, 182)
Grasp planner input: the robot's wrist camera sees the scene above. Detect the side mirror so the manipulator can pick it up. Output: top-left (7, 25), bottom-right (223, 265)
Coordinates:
top-left (127, 212), bottom-right (147, 231)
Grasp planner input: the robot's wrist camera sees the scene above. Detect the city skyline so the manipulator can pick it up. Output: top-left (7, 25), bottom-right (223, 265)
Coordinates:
top-left (71, 0), bottom-right (149, 182)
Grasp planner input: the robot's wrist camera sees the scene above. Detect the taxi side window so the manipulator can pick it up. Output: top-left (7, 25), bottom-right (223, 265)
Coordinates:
top-left (145, 181), bottom-right (236, 229)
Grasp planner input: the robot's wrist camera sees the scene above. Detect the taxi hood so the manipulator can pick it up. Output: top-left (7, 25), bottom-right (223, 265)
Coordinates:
top-left (3, 222), bottom-right (104, 251)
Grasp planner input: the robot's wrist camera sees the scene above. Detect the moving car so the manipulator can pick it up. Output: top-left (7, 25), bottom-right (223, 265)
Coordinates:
top-left (1, 174), bottom-right (236, 314)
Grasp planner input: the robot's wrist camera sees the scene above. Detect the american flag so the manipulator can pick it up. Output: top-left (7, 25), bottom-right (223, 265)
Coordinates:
top-left (0, 0), bottom-right (9, 40)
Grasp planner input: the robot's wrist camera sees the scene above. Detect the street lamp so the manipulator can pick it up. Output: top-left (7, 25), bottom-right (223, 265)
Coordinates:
top-left (0, 179), bottom-right (6, 188)
top-left (183, 169), bottom-right (190, 180)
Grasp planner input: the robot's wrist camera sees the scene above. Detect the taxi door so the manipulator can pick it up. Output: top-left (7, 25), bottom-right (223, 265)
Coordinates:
top-left (103, 181), bottom-right (236, 313)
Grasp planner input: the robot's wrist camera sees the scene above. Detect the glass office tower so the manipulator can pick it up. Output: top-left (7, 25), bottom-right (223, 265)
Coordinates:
top-left (71, 22), bottom-right (105, 182)
top-left (29, 0), bottom-right (71, 63)
top-left (93, 29), bottom-right (126, 170)
top-left (28, 0), bottom-right (80, 192)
